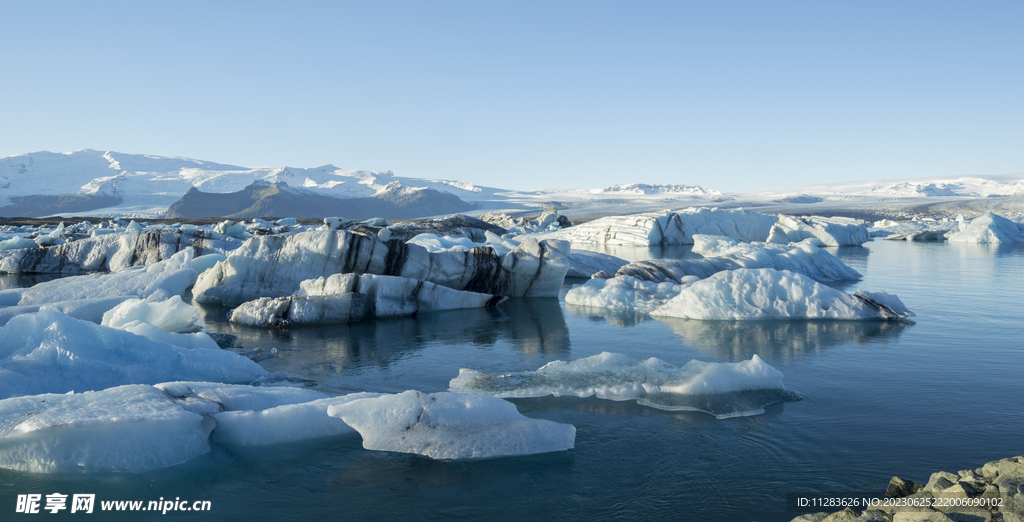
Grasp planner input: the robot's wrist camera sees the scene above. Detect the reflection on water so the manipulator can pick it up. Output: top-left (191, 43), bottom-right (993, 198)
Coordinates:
top-left (193, 297), bottom-right (571, 383)
top-left (655, 318), bottom-right (910, 361)
top-left (563, 303), bottom-right (651, 328)
top-left (0, 272), bottom-right (61, 291)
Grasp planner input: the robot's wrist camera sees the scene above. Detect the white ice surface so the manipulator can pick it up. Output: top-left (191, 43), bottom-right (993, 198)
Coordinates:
top-left (0, 296), bottom-right (132, 327)
top-left (450, 352), bottom-right (789, 417)
top-left (947, 213), bottom-right (1024, 243)
top-left (538, 208), bottom-right (777, 246)
top-left (328, 390), bottom-right (576, 460)
top-left (565, 275), bottom-right (696, 314)
top-left (101, 296), bottom-right (201, 332)
top-left (0, 308), bottom-right (267, 399)
top-left (0, 249), bottom-right (198, 307)
top-left (650, 268), bottom-right (912, 321)
top-left (773, 215), bottom-right (869, 246)
top-left (210, 393), bottom-right (383, 446)
top-left (0, 385), bottom-right (213, 473)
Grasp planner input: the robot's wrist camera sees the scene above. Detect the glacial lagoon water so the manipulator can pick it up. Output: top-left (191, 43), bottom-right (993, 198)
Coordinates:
top-left (3, 239), bottom-right (1023, 521)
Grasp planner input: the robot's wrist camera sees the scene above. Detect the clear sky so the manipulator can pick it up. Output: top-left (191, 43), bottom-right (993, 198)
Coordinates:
top-left (2, 1), bottom-right (1021, 192)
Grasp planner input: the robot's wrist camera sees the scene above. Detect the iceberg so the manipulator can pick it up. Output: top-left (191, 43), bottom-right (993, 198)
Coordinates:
top-left (540, 208), bottom-right (777, 246)
top-left (327, 391), bottom-right (576, 460)
top-left (565, 249), bottom-right (629, 278)
top-left (193, 230), bottom-right (570, 305)
top-left (0, 308), bottom-right (267, 400)
top-left (101, 296), bottom-right (202, 332)
top-left (0, 249), bottom-right (198, 308)
top-left (565, 275), bottom-right (696, 315)
top-left (228, 273), bottom-right (503, 327)
top-left (650, 268), bottom-right (913, 321)
top-left (450, 352), bottom-right (797, 418)
top-left (0, 385), bottom-right (214, 473)
top-left (0, 228), bottom-right (241, 274)
top-left (773, 215), bottom-right (870, 246)
top-left (947, 213), bottom-right (1024, 243)
top-left (609, 236), bottom-right (861, 285)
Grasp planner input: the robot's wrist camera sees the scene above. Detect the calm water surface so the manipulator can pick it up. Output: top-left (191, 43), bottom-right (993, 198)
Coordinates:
top-left (3, 240), bottom-right (1023, 521)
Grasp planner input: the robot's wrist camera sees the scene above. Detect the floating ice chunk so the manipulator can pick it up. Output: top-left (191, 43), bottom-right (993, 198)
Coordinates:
top-left (540, 208), bottom-right (777, 246)
top-left (947, 213), bottom-right (1024, 243)
top-left (774, 215), bottom-right (869, 246)
top-left (194, 230), bottom-right (569, 305)
top-left (407, 231), bottom-right (521, 257)
top-left (229, 273), bottom-right (503, 327)
top-left (214, 220), bottom-right (252, 240)
top-left (0, 250), bottom-right (198, 307)
top-left (0, 296), bottom-right (133, 327)
top-left (211, 393), bottom-right (383, 446)
top-left (565, 275), bottom-right (695, 314)
top-left (612, 236), bottom-right (860, 285)
top-left (0, 229), bottom-right (241, 274)
top-left (0, 385), bottom-right (213, 473)
top-left (877, 222), bottom-right (959, 241)
top-left (565, 249), bottom-right (629, 278)
top-left (450, 352), bottom-right (796, 418)
top-left (328, 391), bottom-right (575, 459)
top-left (101, 296), bottom-right (201, 332)
top-left (0, 236), bottom-right (38, 251)
top-left (126, 220), bottom-right (144, 232)
top-left (650, 268), bottom-right (912, 321)
top-left (0, 309), bottom-right (267, 399)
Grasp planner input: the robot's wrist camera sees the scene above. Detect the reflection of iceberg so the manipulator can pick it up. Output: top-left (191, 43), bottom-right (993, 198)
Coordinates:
top-left (656, 318), bottom-right (910, 360)
top-left (194, 296), bottom-right (571, 378)
top-left (450, 352), bottom-right (799, 418)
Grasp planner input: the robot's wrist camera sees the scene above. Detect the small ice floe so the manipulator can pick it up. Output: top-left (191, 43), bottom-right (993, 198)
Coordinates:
top-left (327, 391), bottom-right (576, 460)
top-left (450, 352), bottom-right (798, 419)
top-left (228, 273), bottom-right (503, 327)
top-left (650, 268), bottom-right (913, 321)
top-left (0, 309), bottom-right (267, 400)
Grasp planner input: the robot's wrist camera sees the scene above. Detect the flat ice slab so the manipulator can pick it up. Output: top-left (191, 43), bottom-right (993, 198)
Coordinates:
top-left (0, 385), bottom-right (214, 473)
top-left (328, 390), bottom-right (576, 459)
top-left (450, 352), bottom-right (797, 418)
top-left (650, 268), bottom-right (912, 321)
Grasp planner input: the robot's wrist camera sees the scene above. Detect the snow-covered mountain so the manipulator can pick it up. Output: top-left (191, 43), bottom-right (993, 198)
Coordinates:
top-left (0, 150), bottom-right (503, 217)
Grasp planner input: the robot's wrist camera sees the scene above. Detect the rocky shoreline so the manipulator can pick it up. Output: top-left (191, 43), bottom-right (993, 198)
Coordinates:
top-left (790, 456), bottom-right (1024, 522)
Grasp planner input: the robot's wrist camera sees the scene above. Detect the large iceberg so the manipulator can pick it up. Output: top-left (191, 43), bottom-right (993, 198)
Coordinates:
top-left (773, 215), bottom-right (870, 247)
top-left (327, 391), bottom-right (576, 460)
top-left (0, 308), bottom-right (267, 399)
top-left (0, 385), bottom-right (214, 473)
top-left (228, 273), bottom-right (503, 327)
top-left (947, 213), bottom-right (1024, 243)
top-left (450, 352), bottom-right (798, 418)
top-left (609, 236), bottom-right (861, 285)
top-left (193, 230), bottom-right (570, 305)
top-left (0, 229), bottom-right (241, 274)
top-left (650, 268), bottom-right (913, 321)
top-left (541, 208), bottom-right (777, 246)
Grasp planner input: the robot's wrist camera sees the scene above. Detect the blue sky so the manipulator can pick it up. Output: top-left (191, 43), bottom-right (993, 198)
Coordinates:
top-left (2, 1), bottom-right (1021, 192)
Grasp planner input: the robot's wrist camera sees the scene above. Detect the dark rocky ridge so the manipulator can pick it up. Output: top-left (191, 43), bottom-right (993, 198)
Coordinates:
top-left (0, 194), bottom-right (123, 218)
top-left (162, 181), bottom-right (474, 220)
